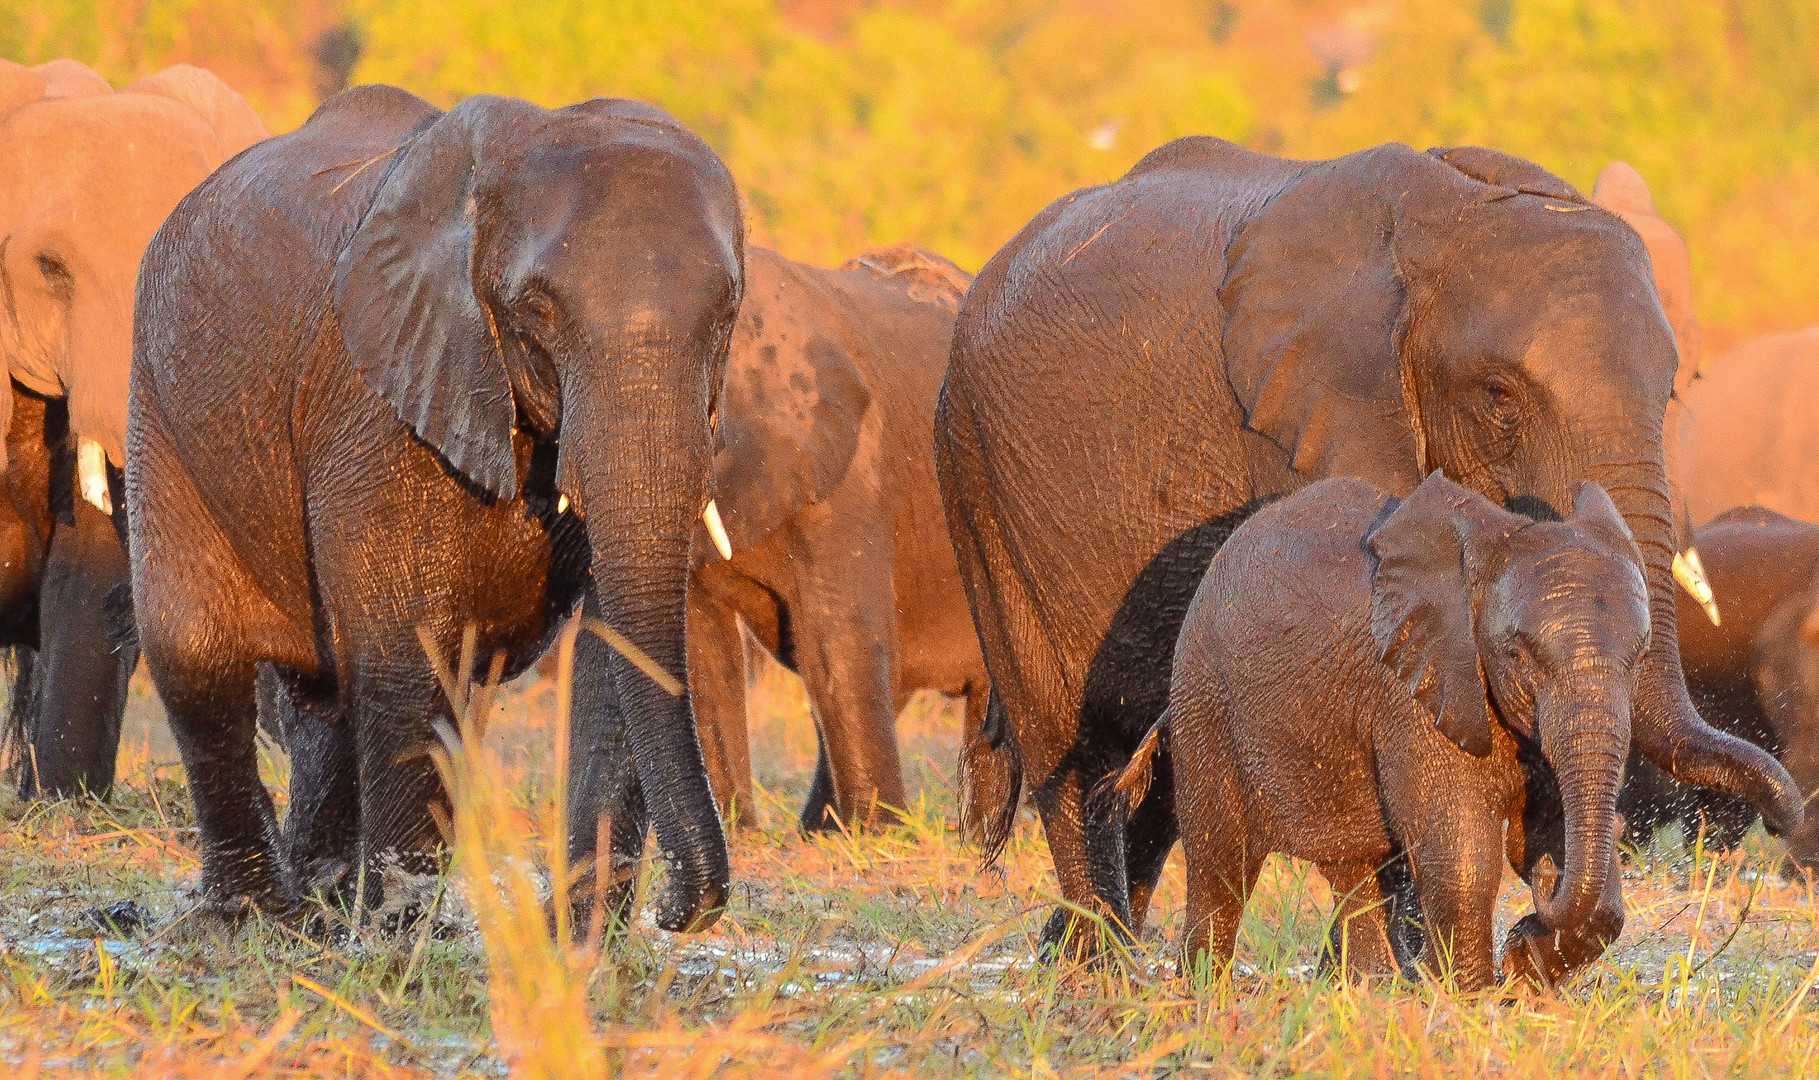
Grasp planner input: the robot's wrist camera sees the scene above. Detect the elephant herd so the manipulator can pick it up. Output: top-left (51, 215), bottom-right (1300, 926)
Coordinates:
top-left (2, 60), bottom-right (1816, 988)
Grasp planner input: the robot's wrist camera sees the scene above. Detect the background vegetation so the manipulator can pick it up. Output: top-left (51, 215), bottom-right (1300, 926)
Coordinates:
top-left (2, 0), bottom-right (1813, 351)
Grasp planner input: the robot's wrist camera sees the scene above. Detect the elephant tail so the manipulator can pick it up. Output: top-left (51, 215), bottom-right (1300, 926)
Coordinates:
top-left (961, 685), bottom-right (1023, 868)
top-left (1097, 710), bottom-right (1169, 815)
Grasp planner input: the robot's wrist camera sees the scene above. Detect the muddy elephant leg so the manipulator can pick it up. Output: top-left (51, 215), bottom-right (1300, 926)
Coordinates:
top-left (346, 655), bottom-right (447, 927)
top-left (1319, 863), bottom-right (1397, 980)
top-left (262, 667), bottom-right (358, 902)
top-left (687, 573), bottom-right (755, 828)
top-left (21, 501), bottom-right (134, 798)
top-left (782, 528), bottom-right (906, 832)
top-left (1124, 745), bottom-right (1178, 936)
top-left (567, 601), bottom-right (651, 936)
top-left (1403, 821), bottom-right (1503, 991)
top-left (1177, 720), bottom-right (1257, 977)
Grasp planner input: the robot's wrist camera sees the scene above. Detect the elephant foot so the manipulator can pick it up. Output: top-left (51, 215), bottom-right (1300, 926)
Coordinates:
top-left (159, 887), bottom-right (296, 944)
top-left (1036, 902), bottom-right (1134, 966)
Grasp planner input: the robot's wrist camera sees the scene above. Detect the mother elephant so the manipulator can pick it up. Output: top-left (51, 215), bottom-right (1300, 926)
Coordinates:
top-left (0, 59), bottom-right (267, 798)
top-left (129, 85), bottom-right (740, 931)
top-left (935, 138), bottom-right (1804, 952)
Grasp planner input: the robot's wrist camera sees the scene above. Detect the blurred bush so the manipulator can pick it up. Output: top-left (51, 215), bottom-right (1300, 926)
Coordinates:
top-left (3, 0), bottom-right (1813, 344)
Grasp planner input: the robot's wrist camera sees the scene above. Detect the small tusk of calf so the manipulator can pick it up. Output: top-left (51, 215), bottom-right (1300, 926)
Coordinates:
top-left (1673, 547), bottom-right (1721, 627)
top-left (703, 499), bottom-right (733, 560)
top-left (557, 494), bottom-right (569, 514)
top-left (76, 437), bottom-right (112, 516)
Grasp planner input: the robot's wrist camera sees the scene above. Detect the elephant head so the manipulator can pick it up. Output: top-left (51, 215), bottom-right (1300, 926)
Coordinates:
top-left (1219, 143), bottom-right (1803, 839)
top-left (709, 246), bottom-right (875, 556)
top-left (0, 61), bottom-right (266, 480)
top-left (330, 95), bottom-right (744, 932)
top-left (1369, 472), bottom-right (1649, 936)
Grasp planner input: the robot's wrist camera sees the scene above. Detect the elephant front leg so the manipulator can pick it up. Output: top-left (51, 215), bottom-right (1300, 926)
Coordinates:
top-left (1403, 819), bottom-right (1504, 991)
top-left (22, 502), bottom-right (134, 798)
top-left (783, 531), bottom-right (907, 832)
top-left (350, 663), bottom-right (449, 931)
top-left (687, 573), bottom-right (756, 828)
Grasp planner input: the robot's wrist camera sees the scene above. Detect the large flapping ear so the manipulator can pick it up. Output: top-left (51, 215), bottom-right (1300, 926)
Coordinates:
top-left (332, 97), bottom-right (536, 501)
top-left (125, 65), bottom-right (269, 163)
top-left (32, 59), bottom-right (109, 99)
top-left (1367, 471), bottom-right (1510, 756)
top-left (711, 250), bottom-right (872, 551)
top-left (1221, 145), bottom-right (1427, 494)
top-left (1591, 161), bottom-right (1703, 387)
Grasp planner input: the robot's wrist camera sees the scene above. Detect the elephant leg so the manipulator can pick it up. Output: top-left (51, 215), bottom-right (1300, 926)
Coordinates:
top-left (1031, 762), bottom-right (1134, 956)
top-left (134, 451), bottom-right (296, 916)
top-left (782, 529), bottom-right (906, 831)
top-left (566, 602), bottom-right (651, 937)
top-left (1124, 745), bottom-right (1178, 936)
top-left (262, 667), bottom-right (358, 902)
top-left (1319, 863), bottom-right (1397, 981)
top-left (1177, 727), bottom-right (1257, 978)
top-left (1404, 822), bottom-right (1502, 991)
top-left (347, 657), bottom-right (447, 928)
top-left (687, 574), bottom-right (755, 828)
top-left (21, 502), bottom-right (134, 798)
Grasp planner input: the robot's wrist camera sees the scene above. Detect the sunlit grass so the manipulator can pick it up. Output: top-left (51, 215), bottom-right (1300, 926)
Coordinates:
top-left (0, 652), bottom-right (1815, 1076)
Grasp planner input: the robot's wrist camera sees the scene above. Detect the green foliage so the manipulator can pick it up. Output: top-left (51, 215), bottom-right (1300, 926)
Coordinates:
top-left (3, 0), bottom-right (1814, 339)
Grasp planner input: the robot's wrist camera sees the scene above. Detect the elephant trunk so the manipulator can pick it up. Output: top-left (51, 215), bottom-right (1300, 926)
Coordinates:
top-left (1590, 458), bottom-right (1805, 836)
top-left (565, 345), bottom-right (728, 934)
top-left (1533, 687), bottom-right (1628, 932)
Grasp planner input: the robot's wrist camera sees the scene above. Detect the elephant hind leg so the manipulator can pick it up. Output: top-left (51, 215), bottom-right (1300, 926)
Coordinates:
top-left (1318, 863), bottom-right (1397, 982)
top-left (262, 666), bottom-right (358, 903)
top-left (687, 572), bottom-right (756, 828)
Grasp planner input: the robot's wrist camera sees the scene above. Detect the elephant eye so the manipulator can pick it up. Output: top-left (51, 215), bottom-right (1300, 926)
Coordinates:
top-left (1480, 377), bottom-right (1522, 428)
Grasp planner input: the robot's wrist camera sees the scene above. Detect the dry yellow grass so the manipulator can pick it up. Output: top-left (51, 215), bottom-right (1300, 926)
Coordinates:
top-left (0, 651), bottom-right (1816, 1077)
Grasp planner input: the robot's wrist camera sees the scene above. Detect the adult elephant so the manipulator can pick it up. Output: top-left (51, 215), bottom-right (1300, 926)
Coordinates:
top-left (935, 137), bottom-right (1805, 952)
top-left (0, 59), bottom-right (267, 797)
top-left (129, 85), bottom-right (741, 932)
top-left (1675, 328), bottom-right (1819, 527)
top-left (691, 243), bottom-right (987, 831)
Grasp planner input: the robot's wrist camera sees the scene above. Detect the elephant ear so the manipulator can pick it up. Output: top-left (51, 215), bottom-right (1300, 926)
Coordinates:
top-left (1221, 146), bottom-right (1425, 494)
top-left (711, 252), bottom-right (872, 552)
top-left (332, 99), bottom-right (522, 500)
top-left (125, 65), bottom-right (269, 163)
top-left (1568, 480), bottom-right (1642, 564)
top-left (1366, 470), bottom-right (1510, 757)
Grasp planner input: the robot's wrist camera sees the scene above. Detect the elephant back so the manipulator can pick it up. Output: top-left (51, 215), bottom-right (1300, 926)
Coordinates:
top-left (1680, 327), bottom-right (1819, 526)
top-left (838, 243), bottom-right (972, 312)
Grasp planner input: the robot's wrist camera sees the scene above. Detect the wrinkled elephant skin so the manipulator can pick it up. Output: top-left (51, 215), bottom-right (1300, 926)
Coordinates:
top-left (936, 137), bottom-right (1803, 955)
top-left (128, 86), bottom-right (742, 933)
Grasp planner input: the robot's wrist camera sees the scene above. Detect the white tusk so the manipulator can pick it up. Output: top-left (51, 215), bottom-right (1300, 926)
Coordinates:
top-left (76, 437), bottom-right (112, 516)
top-left (702, 499), bottom-right (733, 560)
top-left (1673, 547), bottom-right (1721, 627)
top-left (556, 494), bottom-right (569, 514)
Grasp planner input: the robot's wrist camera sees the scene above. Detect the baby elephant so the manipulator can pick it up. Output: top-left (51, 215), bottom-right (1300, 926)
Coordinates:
top-left (1132, 472), bottom-right (1650, 989)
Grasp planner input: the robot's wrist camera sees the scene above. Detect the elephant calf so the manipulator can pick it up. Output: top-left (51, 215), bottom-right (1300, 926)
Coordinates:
top-left (1130, 473), bottom-right (1650, 990)
top-left (1621, 507), bottom-right (1819, 868)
